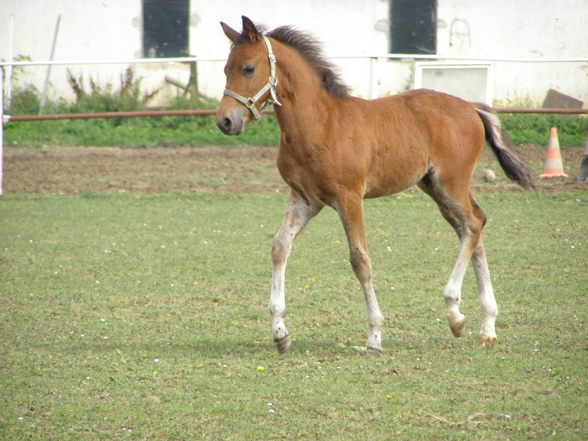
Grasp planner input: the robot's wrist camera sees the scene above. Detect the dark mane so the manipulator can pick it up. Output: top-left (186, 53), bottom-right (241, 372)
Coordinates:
top-left (266, 26), bottom-right (350, 99)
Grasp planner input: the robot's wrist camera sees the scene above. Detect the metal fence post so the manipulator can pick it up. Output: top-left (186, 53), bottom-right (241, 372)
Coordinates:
top-left (369, 57), bottom-right (378, 99)
top-left (1, 68), bottom-right (4, 195)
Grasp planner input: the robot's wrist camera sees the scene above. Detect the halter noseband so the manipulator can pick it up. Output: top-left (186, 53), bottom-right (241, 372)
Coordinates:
top-left (223, 36), bottom-right (282, 120)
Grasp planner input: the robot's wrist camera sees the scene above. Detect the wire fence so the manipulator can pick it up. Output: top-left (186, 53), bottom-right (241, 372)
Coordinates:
top-left (2, 53), bottom-right (588, 109)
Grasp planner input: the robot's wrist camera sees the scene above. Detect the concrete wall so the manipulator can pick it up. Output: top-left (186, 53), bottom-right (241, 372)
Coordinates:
top-left (1, 0), bottom-right (587, 107)
top-left (435, 0), bottom-right (588, 105)
top-left (1, 0), bottom-right (144, 104)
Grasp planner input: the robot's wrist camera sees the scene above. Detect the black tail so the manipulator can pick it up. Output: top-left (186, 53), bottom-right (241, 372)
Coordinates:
top-left (475, 105), bottom-right (535, 189)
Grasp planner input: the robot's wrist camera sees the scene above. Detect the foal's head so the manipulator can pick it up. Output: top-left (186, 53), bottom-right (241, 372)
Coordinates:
top-left (216, 16), bottom-right (274, 135)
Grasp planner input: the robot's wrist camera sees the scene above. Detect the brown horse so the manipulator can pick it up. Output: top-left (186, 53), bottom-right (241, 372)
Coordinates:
top-left (216, 16), bottom-right (534, 355)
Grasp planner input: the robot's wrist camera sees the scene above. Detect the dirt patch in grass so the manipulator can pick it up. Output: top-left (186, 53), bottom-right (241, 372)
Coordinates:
top-left (3, 144), bottom-right (586, 194)
top-left (4, 146), bottom-right (287, 195)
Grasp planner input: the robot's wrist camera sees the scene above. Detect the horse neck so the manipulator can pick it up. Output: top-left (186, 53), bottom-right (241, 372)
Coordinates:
top-left (272, 43), bottom-right (340, 140)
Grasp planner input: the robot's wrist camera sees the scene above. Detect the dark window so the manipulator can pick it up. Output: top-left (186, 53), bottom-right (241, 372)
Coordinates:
top-left (390, 0), bottom-right (437, 54)
top-left (143, 0), bottom-right (189, 58)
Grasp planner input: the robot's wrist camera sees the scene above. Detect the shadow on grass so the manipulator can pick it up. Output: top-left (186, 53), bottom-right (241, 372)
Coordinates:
top-left (53, 335), bottom-right (375, 362)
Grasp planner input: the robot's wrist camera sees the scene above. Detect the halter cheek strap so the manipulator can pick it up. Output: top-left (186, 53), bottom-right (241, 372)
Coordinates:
top-left (223, 36), bottom-right (282, 121)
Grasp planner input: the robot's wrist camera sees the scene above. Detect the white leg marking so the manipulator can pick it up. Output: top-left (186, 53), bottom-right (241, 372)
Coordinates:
top-left (362, 279), bottom-right (384, 355)
top-left (270, 193), bottom-right (321, 352)
top-left (444, 232), bottom-right (474, 337)
top-left (472, 240), bottom-right (498, 343)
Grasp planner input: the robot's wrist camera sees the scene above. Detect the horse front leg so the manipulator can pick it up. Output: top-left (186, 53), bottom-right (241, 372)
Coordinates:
top-left (270, 192), bottom-right (322, 353)
top-left (336, 194), bottom-right (384, 356)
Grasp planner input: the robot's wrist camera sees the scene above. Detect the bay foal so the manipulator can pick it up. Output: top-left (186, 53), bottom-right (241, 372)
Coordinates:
top-left (216, 17), bottom-right (534, 355)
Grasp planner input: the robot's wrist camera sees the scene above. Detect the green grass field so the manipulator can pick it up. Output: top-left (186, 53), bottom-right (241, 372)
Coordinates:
top-left (1, 191), bottom-right (586, 440)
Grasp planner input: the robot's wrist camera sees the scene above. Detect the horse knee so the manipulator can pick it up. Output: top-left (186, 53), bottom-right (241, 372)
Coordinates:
top-left (461, 209), bottom-right (485, 245)
top-left (271, 235), bottom-right (290, 265)
top-left (471, 199), bottom-right (487, 228)
top-left (349, 247), bottom-right (372, 281)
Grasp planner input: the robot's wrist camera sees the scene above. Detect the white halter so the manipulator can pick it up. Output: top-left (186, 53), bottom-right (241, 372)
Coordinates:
top-left (223, 36), bottom-right (282, 120)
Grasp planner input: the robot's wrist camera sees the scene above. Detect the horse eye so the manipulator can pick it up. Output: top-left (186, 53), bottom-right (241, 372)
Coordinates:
top-left (243, 65), bottom-right (255, 76)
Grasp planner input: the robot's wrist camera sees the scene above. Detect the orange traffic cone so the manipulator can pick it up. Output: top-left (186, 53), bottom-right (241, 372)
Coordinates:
top-left (540, 127), bottom-right (568, 178)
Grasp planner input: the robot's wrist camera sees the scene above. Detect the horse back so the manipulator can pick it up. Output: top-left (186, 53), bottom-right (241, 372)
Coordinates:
top-left (350, 89), bottom-right (485, 197)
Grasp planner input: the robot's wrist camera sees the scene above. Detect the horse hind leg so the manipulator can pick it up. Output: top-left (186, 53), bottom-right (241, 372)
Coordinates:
top-left (443, 219), bottom-right (476, 339)
top-left (465, 200), bottom-right (499, 345)
top-left (418, 175), bottom-right (487, 340)
top-left (471, 237), bottom-right (498, 346)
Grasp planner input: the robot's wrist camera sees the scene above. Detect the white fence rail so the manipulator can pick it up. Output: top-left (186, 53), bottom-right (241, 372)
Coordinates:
top-left (2, 53), bottom-right (587, 102)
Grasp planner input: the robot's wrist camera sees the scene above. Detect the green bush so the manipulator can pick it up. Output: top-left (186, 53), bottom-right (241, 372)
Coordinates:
top-left (4, 66), bottom-right (282, 147)
top-left (501, 113), bottom-right (588, 146)
top-left (7, 84), bottom-right (41, 115)
top-left (4, 76), bottom-right (586, 147)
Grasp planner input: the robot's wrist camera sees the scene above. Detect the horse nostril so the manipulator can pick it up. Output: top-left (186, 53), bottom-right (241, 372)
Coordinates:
top-left (218, 117), bottom-right (232, 132)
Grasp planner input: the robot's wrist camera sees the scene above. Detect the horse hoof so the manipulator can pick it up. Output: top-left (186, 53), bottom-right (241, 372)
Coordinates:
top-left (449, 315), bottom-right (466, 337)
top-left (479, 334), bottom-right (496, 347)
top-left (274, 334), bottom-right (292, 354)
top-left (366, 347), bottom-right (383, 357)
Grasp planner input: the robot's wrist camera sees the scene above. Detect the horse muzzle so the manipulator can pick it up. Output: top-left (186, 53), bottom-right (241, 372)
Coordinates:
top-left (216, 105), bottom-right (248, 135)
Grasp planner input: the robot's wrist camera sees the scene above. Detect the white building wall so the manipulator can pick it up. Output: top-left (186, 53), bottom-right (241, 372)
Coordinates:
top-left (1, 0), bottom-right (145, 104)
top-left (0, 0), bottom-right (390, 104)
top-left (437, 0), bottom-right (588, 59)
top-left (191, 0), bottom-right (390, 100)
top-left (0, 0), bottom-right (141, 61)
top-left (434, 0), bottom-right (588, 105)
top-left (1, 0), bottom-right (587, 107)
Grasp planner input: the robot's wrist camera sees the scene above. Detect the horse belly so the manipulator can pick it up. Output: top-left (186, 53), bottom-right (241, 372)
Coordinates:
top-left (364, 152), bottom-right (428, 198)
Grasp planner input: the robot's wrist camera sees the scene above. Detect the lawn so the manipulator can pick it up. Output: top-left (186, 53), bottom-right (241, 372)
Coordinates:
top-left (0, 191), bottom-right (586, 440)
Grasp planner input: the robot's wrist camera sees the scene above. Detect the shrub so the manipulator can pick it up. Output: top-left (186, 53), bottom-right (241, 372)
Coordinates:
top-left (8, 84), bottom-right (41, 115)
top-left (501, 113), bottom-right (588, 146)
top-left (63, 67), bottom-right (159, 114)
top-left (4, 74), bottom-right (587, 148)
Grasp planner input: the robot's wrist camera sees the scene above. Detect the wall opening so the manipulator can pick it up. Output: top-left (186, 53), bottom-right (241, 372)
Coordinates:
top-left (143, 0), bottom-right (189, 58)
top-left (390, 0), bottom-right (437, 54)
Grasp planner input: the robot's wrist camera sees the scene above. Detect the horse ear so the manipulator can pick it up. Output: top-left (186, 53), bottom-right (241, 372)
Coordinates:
top-left (241, 16), bottom-right (260, 42)
top-left (220, 22), bottom-right (240, 43)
